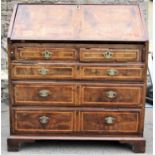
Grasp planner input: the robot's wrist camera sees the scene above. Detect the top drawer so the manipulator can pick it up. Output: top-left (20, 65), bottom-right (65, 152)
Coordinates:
top-left (80, 48), bottom-right (142, 62)
top-left (14, 47), bottom-right (77, 61)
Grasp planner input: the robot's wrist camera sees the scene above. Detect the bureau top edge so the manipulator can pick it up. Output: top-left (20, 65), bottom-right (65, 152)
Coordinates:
top-left (8, 4), bottom-right (148, 42)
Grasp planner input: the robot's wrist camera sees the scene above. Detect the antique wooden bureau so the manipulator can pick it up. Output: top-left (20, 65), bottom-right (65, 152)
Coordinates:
top-left (7, 4), bottom-right (148, 153)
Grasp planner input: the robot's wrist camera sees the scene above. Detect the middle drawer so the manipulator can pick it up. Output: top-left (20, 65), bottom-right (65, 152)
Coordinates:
top-left (12, 82), bottom-right (144, 107)
top-left (11, 63), bottom-right (145, 81)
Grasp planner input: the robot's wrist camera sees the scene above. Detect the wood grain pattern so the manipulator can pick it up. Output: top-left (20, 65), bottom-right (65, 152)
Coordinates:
top-left (80, 65), bottom-right (145, 81)
top-left (15, 47), bottom-right (77, 61)
top-left (11, 63), bottom-right (76, 79)
top-left (80, 48), bottom-right (141, 62)
top-left (13, 110), bottom-right (75, 133)
top-left (7, 4), bottom-right (147, 153)
top-left (13, 83), bottom-right (76, 106)
top-left (80, 84), bottom-right (144, 107)
top-left (80, 111), bottom-right (140, 133)
top-left (10, 4), bottom-right (147, 41)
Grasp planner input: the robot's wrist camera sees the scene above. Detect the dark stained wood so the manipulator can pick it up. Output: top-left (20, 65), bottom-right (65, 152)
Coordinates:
top-left (7, 138), bottom-right (35, 152)
top-left (7, 4), bottom-right (147, 153)
top-left (120, 139), bottom-right (146, 153)
top-left (7, 136), bottom-right (145, 152)
top-left (10, 4), bottom-right (147, 41)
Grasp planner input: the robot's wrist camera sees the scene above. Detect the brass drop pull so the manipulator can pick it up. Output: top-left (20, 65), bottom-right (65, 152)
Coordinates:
top-left (103, 50), bottom-right (113, 59)
top-left (42, 50), bottom-right (52, 59)
top-left (107, 69), bottom-right (118, 76)
top-left (106, 91), bottom-right (117, 99)
top-left (39, 115), bottom-right (49, 124)
top-left (104, 116), bottom-right (116, 125)
top-left (39, 68), bottom-right (49, 75)
top-left (39, 90), bottom-right (50, 97)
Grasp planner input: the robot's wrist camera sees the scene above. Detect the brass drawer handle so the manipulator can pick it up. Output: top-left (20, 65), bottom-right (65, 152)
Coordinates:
top-left (103, 50), bottom-right (113, 59)
top-left (104, 116), bottom-right (116, 125)
top-left (39, 90), bottom-right (50, 97)
top-left (39, 115), bottom-right (49, 124)
top-left (106, 91), bottom-right (117, 99)
top-left (39, 68), bottom-right (49, 75)
top-left (107, 69), bottom-right (118, 76)
top-left (42, 50), bottom-right (52, 59)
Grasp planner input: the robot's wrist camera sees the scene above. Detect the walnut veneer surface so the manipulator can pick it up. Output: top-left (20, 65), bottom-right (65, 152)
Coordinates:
top-left (7, 4), bottom-right (148, 153)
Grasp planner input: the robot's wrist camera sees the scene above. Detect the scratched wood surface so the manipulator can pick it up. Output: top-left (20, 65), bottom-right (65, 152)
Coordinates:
top-left (10, 4), bottom-right (147, 41)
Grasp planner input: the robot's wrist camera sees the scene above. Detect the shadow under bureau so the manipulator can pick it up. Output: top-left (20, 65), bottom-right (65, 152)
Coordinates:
top-left (7, 4), bottom-right (148, 153)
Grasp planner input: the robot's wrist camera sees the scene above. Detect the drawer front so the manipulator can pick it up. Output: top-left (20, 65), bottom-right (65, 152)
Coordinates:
top-left (80, 84), bottom-right (143, 106)
top-left (15, 47), bottom-right (77, 61)
top-left (13, 83), bottom-right (76, 106)
top-left (80, 48), bottom-right (141, 62)
top-left (13, 109), bottom-right (75, 133)
top-left (11, 64), bottom-right (76, 79)
top-left (80, 110), bottom-right (140, 133)
top-left (80, 65), bottom-right (144, 81)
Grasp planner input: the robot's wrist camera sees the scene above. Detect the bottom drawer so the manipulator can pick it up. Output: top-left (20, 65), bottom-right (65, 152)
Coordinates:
top-left (80, 110), bottom-right (141, 134)
top-left (12, 108), bottom-right (142, 135)
top-left (13, 109), bottom-right (75, 133)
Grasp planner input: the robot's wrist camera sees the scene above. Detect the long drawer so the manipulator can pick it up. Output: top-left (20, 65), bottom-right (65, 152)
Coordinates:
top-left (12, 82), bottom-right (144, 107)
top-left (12, 45), bottom-right (143, 63)
top-left (11, 63), bottom-right (145, 81)
top-left (12, 108), bottom-right (142, 134)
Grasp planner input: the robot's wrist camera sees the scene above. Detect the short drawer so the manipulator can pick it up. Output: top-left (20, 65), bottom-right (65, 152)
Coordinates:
top-left (11, 63), bottom-right (77, 79)
top-left (14, 47), bottom-right (77, 61)
top-left (80, 84), bottom-right (144, 107)
top-left (13, 83), bottom-right (77, 106)
top-left (13, 109), bottom-right (75, 133)
top-left (80, 65), bottom-right (145, 81)
top-left (80, 110), bottom-right (141, 133)
top-left (80, 48), bottom-right (141, 62)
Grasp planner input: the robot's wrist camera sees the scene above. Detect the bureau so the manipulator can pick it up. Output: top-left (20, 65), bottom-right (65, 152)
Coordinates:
top-left (7, 4), bottom-right (148, 153)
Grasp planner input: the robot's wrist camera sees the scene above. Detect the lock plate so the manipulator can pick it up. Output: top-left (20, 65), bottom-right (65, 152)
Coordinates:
top-left (42, 50), bottom-right (52, 59)
top-left (103, 50), bottom-right (113, 59)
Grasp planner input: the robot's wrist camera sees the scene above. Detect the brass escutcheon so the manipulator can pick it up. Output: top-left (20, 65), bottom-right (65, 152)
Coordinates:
top-left (107, 69), bottom-right (118, 76)
top-left (42, 50), bottom-right (52, 59)
top-left (103, 50), bottom-right (113, 59)
top-left (106, 90), bottom-right (117, 99)
top-left (39, 68), bottom-right (49, 75)
top-left (39, 115), bottom-right (49, 124)
top-left (104, 116), bottom-right (116, 125)
top-left (39, 90), bottom-right (50, 97)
